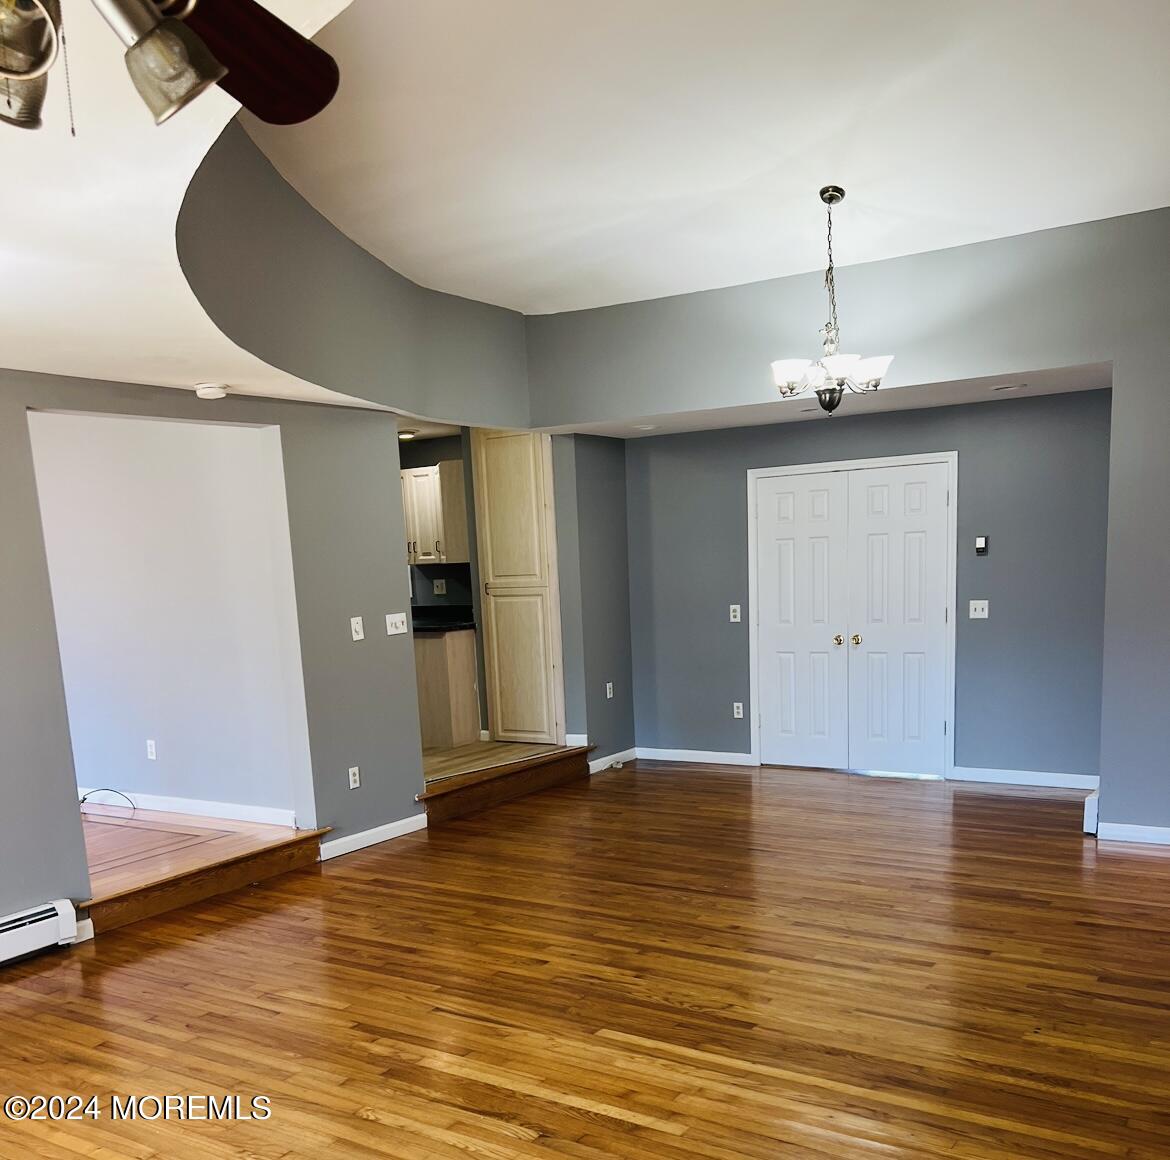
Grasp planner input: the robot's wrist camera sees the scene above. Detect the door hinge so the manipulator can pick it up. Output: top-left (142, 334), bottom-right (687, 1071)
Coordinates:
top-left (944, 720), bottom-right (948, 735)
top-left (946, 489), bottom-right (951, 506)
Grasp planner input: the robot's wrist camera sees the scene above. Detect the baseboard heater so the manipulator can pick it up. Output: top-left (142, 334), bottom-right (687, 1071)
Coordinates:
top-left (0, 900), bottom-right (78, 966)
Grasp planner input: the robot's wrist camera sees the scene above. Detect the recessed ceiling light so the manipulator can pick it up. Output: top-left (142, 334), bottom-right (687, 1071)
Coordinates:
top-left (633, 423), bottom-right (658, 431)
top-left (194, 382), bottom-right (228, 400)
top-left (992, 382), bottom-right (1027, 392)
top-left (398, 429), bottom-right (418, 441)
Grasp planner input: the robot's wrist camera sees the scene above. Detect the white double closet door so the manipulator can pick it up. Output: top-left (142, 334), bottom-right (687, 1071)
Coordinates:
top-left (757, 460), bottom-right (951, 775)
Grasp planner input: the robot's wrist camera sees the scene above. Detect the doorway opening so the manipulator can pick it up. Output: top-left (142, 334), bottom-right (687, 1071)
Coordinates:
top-left (747, 452), bottom-right (957, 778)
top-left (400, 426), bottom-right (584, 799)
top-left (28, 411), bottom-right (322, 928)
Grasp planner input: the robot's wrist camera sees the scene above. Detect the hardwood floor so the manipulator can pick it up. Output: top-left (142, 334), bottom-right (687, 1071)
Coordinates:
top-left (4, 764), bottom-right (1170, 1158)
top-left (81, 805), bottom-right (326, 931)
top-left (422, 739), bottom-right (566, 784)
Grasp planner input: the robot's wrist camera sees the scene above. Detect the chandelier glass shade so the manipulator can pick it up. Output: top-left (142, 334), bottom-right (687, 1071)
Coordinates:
top-left (771, 186), bottom-right (894, 414)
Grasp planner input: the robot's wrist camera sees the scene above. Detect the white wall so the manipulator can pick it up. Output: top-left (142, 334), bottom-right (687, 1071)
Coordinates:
top-left (28, 412), bottom-right (314, 825)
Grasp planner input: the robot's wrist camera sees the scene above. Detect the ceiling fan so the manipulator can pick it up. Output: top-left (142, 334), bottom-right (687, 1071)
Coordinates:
top-left (0, 0), bottom-right (339, 130)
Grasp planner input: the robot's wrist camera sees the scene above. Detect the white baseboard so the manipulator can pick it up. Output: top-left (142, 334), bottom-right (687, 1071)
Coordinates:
top-left (319, 813), bottom-right (427, 861)
top-left (590, 747), bottom-right (636, 774)
top-left (947, 767), bottom-right (1100, 790)
top-left (565, 733), bottom-right (589, 747)
top-left (77, 787), bottom-right (297, 828)
top-left (72, 918), bottom-right (95, 945)
top-left (634, 747), bottom-right (757, 767)
top-left (1097, 822), bottom-right (1170, 846)
top-left (1083, 791), bottom-right (1099, 834)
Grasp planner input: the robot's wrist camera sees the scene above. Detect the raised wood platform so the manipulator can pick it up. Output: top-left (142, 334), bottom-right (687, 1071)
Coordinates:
top-left (418, 743), bottom-right (590, 823)
top-left (81, 806), bottom-right (328, 932)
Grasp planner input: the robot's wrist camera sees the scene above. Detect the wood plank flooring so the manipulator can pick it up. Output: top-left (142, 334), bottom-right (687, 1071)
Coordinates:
top-left (422, 739), bottom-right (565, 784)
top-left (82, 806), bottom-right (311, 904)
top-left (5, 764), bottom-right (1170, 1158)
top-left (80, 806), bottom-right (327, 931)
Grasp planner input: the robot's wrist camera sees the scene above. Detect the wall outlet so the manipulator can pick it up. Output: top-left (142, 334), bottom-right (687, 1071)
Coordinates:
top-left (969, 599), bottom-right (990, 620)
top-left (348, 766), bottom-right (361, 790)
top-left (350, 615), bottom-right (365, 641)
top-left (606, 681), bottom-right (614, 700)
top-left (432, 578), bottom-right (447, 596)
top-left (146, 739), bottom-right (156, 760)
top-left (729, 604), bottom-right (742, 623)
top-left (733, 702), bottom-right (744, 719)
top-left (386, 612), bottom-right (409, 635)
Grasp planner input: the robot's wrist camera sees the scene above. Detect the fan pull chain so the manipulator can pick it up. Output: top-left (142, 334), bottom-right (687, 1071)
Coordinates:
top-left (59, 3), bottom-right (74, 136)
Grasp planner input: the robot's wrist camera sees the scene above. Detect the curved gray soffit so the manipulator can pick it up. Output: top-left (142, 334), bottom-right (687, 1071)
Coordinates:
top-left (177, 122), bottom-right (531, 427)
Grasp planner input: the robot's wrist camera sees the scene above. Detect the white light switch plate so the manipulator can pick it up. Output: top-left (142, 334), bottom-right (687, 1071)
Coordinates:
top-left (386, 612), bottom-right (409, 636)
top-left (733, 702), bottom-right (744, 719)
top-left (348, 766), bottom-right (361, 790)
top-left (969, 599), bottom-right (989, 619)
top-left (729, 604), bottom-right (741, 623)
top-left (606, 682), bottom-right (614, 699)
top-left (350, 616), bottom-right (365, 641)
top-left (433, 578), bottom-right (447, 595)
top-left (146, 739), bottom-right (156, 760)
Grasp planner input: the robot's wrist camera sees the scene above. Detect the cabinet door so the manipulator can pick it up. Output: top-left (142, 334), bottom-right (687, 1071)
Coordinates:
top-left (400, 469), bottom-right (417, 563)
top-left (472, 429), bottom-right (565, 743)
top-left (437, 459), bottom-right (469, 563)
top-left (410, 467), bottom-right (444, 563)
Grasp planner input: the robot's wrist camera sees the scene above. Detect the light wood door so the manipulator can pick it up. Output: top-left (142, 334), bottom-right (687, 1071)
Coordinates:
top-left (472, 429), bottom-right (565, 743)
top-left (756, 471), bottom-right (850, 768)
top-left (846, 463), bottom-right (949, 775)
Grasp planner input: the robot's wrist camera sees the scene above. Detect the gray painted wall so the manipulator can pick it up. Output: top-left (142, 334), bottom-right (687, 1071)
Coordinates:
top-left (574, 437), bottom-right (636, 758)
top-left (28, 413), bottom-right (312, 816)
top-left (0, 369), bottom-right (424, 917)
top-left (552, 436), bottom-right (588, 737)
top-left (399, 435), bottom-right (464, 470)
top-left (179, 125), bottom-right (530, 429)
top-left (627, 391), bottom-right (1111, 774)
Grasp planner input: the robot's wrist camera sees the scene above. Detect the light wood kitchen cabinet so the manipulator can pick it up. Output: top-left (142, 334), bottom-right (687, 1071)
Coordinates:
top-left (401, 460), bottom-right (470, 564)
top-left (414, 629), bottom-right (480, 748)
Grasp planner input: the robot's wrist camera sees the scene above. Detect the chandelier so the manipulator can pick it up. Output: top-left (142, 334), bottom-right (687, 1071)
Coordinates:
top-left (771, 186), bottom-right (893, 414)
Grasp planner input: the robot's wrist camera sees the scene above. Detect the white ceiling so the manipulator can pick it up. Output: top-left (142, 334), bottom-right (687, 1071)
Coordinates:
top-left (247, 0), bottom-right (1170, 316)
top-left (557, 364), bottom-right (1112, 439)
top-left (0, 0), bottom-right (358, 406)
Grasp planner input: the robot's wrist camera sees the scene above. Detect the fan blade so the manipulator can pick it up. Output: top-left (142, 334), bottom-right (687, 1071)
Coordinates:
top-left (171, 0), bottom-right (339, 125)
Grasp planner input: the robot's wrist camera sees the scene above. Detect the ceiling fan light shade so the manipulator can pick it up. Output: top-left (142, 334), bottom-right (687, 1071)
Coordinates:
top-left (0, 70), bottom-right (48, 128)
top-left (124, 17), bottom-right (226, 124)
top-left (0, 0), bottom-right (60, 129)
top-left (771, 358), bottom-right (812, 392)
top-left (852, 354), bottom-right (895, 387)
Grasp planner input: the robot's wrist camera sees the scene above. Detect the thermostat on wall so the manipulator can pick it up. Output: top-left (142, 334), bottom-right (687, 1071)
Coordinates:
top-left (975, 535), bottom-right (989, 556)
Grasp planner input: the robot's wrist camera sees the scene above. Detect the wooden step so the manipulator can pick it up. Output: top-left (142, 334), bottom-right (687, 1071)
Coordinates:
top-left (418, 744), bottom-right (591, 823)
top-left (83, 827), bottom-right (328, 933)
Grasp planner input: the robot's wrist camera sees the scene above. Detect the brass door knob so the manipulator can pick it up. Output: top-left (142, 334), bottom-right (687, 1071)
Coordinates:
top-left (851, 634), bottom-right (863, 646)
top-left (833, 634), bottom-right (844, 646)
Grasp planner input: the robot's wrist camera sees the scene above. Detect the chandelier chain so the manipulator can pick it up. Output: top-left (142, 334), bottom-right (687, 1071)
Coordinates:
top-left (823, 202), bottom-right (840, 353)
